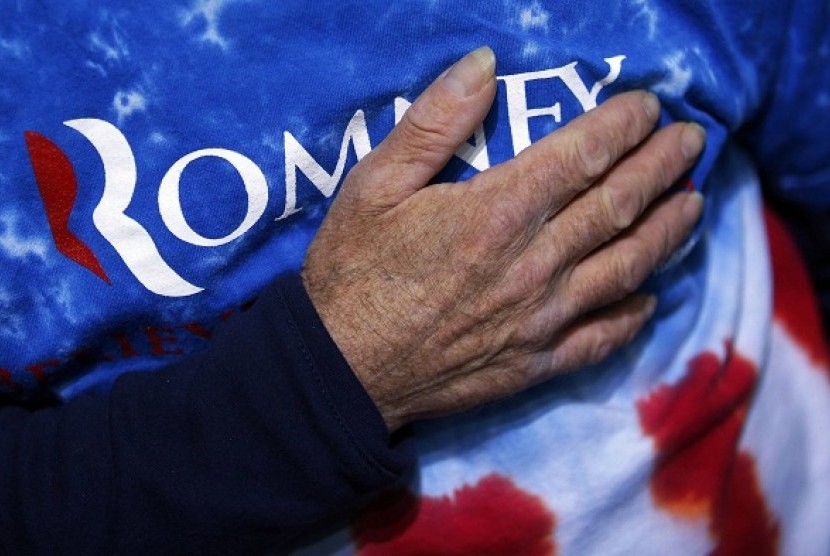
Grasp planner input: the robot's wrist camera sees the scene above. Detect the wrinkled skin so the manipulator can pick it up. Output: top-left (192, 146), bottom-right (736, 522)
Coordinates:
top-left (303, 48), bottom-right (704, 431)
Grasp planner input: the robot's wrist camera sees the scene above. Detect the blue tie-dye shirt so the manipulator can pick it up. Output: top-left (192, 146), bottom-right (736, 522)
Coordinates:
top-left (2, 1), bottom-right (830, 553)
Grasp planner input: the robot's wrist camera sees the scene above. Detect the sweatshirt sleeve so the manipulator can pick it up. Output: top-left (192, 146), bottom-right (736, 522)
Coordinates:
top-left (0, 272), bottom-right (415, 555)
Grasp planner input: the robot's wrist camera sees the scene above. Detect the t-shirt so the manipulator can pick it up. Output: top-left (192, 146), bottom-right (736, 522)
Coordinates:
top-left (2, 1), bottom-right (829, 554)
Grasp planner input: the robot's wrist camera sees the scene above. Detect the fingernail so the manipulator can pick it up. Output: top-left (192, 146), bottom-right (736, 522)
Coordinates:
top-left (442, 46), bottom-right (496, 97)
top-left (642, 92), bottom-right (660, 120)
top-left (682, 191), bottom-right (704, 223)
top-left (681, 123), bottom-right (706, 162)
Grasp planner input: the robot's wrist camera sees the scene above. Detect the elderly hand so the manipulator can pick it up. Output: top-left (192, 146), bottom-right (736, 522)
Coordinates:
top-left (302, 47), bottom-right (704, 431)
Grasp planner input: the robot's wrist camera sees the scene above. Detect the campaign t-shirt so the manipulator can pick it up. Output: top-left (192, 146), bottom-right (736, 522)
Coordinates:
top-left (2, 1), bottom-right (829, 554)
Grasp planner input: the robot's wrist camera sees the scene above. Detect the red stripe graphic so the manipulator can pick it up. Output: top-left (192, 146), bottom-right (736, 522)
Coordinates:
top-left (637, 343), bottom-right (780, 555)
top-left (24, 131), bottom-right (111, 284)
top-left (352, 473), bottom-right (556, 555)
top-left (764, 208), bottom-right (830, 373)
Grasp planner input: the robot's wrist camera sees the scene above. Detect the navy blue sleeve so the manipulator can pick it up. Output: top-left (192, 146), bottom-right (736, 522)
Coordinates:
top-left (0, 272), bottom-right (414, 555)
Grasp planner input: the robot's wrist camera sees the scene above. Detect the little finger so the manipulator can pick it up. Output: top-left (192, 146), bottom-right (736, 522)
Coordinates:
top-left (537, 293), bottom-right (658, 375)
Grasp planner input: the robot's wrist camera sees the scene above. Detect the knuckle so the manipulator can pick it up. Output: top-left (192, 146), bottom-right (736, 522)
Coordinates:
top-left (558, 276), bottom-right (589, 324)
top-left (575, 128), bottom-right (612, 181)
top-left (396, 102), bottom-right (455, 158)
top-left (515, 134), bottom-right (591, 207)
top-left (600, 185), bottom-right (638, 233)
top-left (611, 247), bottom-right (647, 294)
top-left (475, 169), bottom-right (539, 243)
top-left (508, 257), bottom-right (546, 296)
top-left (489, 193), bottom-right (527, 237)
top-left (587, 326), bottom-right (617, 364)
top-left (507, 151), bottom-right (563, 212)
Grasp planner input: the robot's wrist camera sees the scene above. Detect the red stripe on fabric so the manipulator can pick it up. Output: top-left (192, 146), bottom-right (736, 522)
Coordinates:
top-left (637, 343), bottom-right (780, 555)
top-left (764, 207), bottom-right (829, 373)
top-left (353, 473), bottom-right (556, 555)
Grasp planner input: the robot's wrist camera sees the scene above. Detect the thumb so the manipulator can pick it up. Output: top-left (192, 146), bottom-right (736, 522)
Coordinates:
top-left (349, 46), bottom-right (497, 207)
